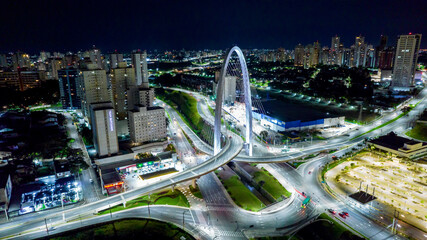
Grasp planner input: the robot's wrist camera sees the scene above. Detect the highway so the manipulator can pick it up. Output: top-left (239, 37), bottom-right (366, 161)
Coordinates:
top-left (160, 87), bottom-right (427, 239)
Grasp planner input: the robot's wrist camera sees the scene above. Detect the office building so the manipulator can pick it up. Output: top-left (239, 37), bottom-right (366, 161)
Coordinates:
top-left (368, 132), bottom-right (427, 159)
top-left (392, 34), bottom-right (422, 89)
top-left (90, 102), bottom-right (119, 157)
top-left (79, 64), bottom-right (111, 117)
top-left (58, 68), bottom-right (81, 109)
top-left (128, 105), bottom-right (167, 144)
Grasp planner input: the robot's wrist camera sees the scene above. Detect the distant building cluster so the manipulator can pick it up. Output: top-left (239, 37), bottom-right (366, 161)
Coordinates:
top-left (255, 34), bottom-right (422, 90)
top-left (0, 47), bottom-right (169, 158)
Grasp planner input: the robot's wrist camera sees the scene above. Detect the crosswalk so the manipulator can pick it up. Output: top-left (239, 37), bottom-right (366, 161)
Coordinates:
top-left (214, 229), bottom-right (246, 239)
top-left (85, 197), bottom-right (99, 203)
top-left (207, 205), bottom-right (236, 212)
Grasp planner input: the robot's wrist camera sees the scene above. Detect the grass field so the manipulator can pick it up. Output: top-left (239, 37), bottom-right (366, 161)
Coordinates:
top-left (49, 219), bottom-right (194, 240)
top-left (253, 169), bottom-right (291, 199)
top-left (157, 89), bottom-right (202, 133)
top-left (255, 213), bottom-right (363, 240)
top-left (406, 123), bottom-right (427, 141)
top-left (189, 185), bottom-right (203, 199)
top-left (221, 175), bottom-right (266, 211)
top-left (98, 189), bottom-right (189, 215)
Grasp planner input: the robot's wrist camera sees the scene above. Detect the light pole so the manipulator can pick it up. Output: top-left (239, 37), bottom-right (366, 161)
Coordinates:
top-left (182, 210), bottom-right (185, 229)
top-left (44, 218), bottom-right (49, 235)
top-left (61, 193), bottom-right (65, 221)
top-left (109, 204), bottom-right (112, 219)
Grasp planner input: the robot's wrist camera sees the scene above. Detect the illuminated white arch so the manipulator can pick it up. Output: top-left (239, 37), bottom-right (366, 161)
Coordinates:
top-left (214, 46), bottom-right (253, 156)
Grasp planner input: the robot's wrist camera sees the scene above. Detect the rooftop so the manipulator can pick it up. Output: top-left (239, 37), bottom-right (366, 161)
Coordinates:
top-left (369, 132), bottom-right (427, 151)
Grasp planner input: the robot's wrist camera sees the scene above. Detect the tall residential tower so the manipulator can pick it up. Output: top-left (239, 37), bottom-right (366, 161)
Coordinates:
top-left (392, 34), bottom-right (422, 89)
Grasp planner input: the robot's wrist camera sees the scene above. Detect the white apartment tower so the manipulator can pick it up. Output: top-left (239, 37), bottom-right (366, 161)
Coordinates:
top-left (392, 34), bottom-right (422, 89)
top-left (110, 52), bottom-right (124, 69)
top-left (132, 50), bottom-right (149, 87)
top-left (90, 102), bottom-right (119, 157)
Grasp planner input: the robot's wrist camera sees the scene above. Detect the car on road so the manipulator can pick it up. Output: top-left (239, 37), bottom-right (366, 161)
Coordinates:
top-left (308, 171), bottom-right (311, 174)
top-left (89, 179), bottom-right (93, 183)
top-left (339, 213), bottom-right (346, 218)
top-left (342, 212), bottom-right (349, 216)
top-left (328, 209), bottom-right (336, 214)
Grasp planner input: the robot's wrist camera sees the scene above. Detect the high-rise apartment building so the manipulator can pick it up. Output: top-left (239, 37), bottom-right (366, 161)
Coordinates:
top-left (331, 36), bottom-right (340, 51)
top-left (378, 47), bottom-right (395, 70)
top-left (375, 35), bottom-right (388, 68)
top-left (294, 44), bottom-right (304, 67)
top-left (90, 102), bottom-right (119, 157)
top-left (132, 50), bottom-right (149, 87)
top-left (392, 34), bottom-right (422, 89)
top-left (330, 36), bottom-right (341, 65)
top-left (0, 70), bottom-right (41, 91)
top-left (89, 47), bottom-right (103, 69)
top-left (79, 64), bottom-right (111, 117)
top-left (224, 76), bottom-right (237, 103)
top-left (58, 68), bottom-right (81, 109)
top-left (321, 47), bottom-right (330, 65)
top-left (308, 41), bottom-right (320, 67)
top-left (11, 52), bottom-right (30, 71)
top-left (110, 51), bottom-right (124, 69)
top-left (111, 62), bottom-right (136, 120)
top-left (354, 35), bottom-right (367, 67)
top-left (128, 105), bottom-right (166, 144)
top-left (0, 54), bottom-right (7, 68)
top-left (365, 45), bottom-right (376, 68)
top-left (342, 48), bottom-right (352, 66)
top-left (48, 58), bottom-right (63, 80)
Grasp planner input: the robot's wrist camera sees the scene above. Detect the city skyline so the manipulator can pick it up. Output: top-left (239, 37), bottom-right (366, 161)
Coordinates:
top-left (0, 0), bottom-right (426, 53)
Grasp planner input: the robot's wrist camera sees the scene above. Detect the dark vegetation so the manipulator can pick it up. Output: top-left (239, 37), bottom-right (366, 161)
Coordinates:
top-left (44, 218), bottom-right (194, 240)
top-left (0, 80), bottom-right (60, 108)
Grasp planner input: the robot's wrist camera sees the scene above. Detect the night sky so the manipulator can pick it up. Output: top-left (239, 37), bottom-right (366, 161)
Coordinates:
top-left (1, 0), bottom-right (426, 53)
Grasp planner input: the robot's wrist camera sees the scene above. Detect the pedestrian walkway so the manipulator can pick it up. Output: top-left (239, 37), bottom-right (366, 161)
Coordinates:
top-left (178, 185), bottom-right (205, 210)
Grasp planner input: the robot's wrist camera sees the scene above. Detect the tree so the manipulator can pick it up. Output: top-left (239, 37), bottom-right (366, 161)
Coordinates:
top-left (260, 131), bottom-right (268, 141)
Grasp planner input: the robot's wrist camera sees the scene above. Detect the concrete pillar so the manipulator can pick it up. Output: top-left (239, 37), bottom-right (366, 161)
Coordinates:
top-left (121, 195), bottom-right (126, 208)
top-left (172, 185), bottom-right (175, 192)
top-left (192, 179), bottom-right (197, 189)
